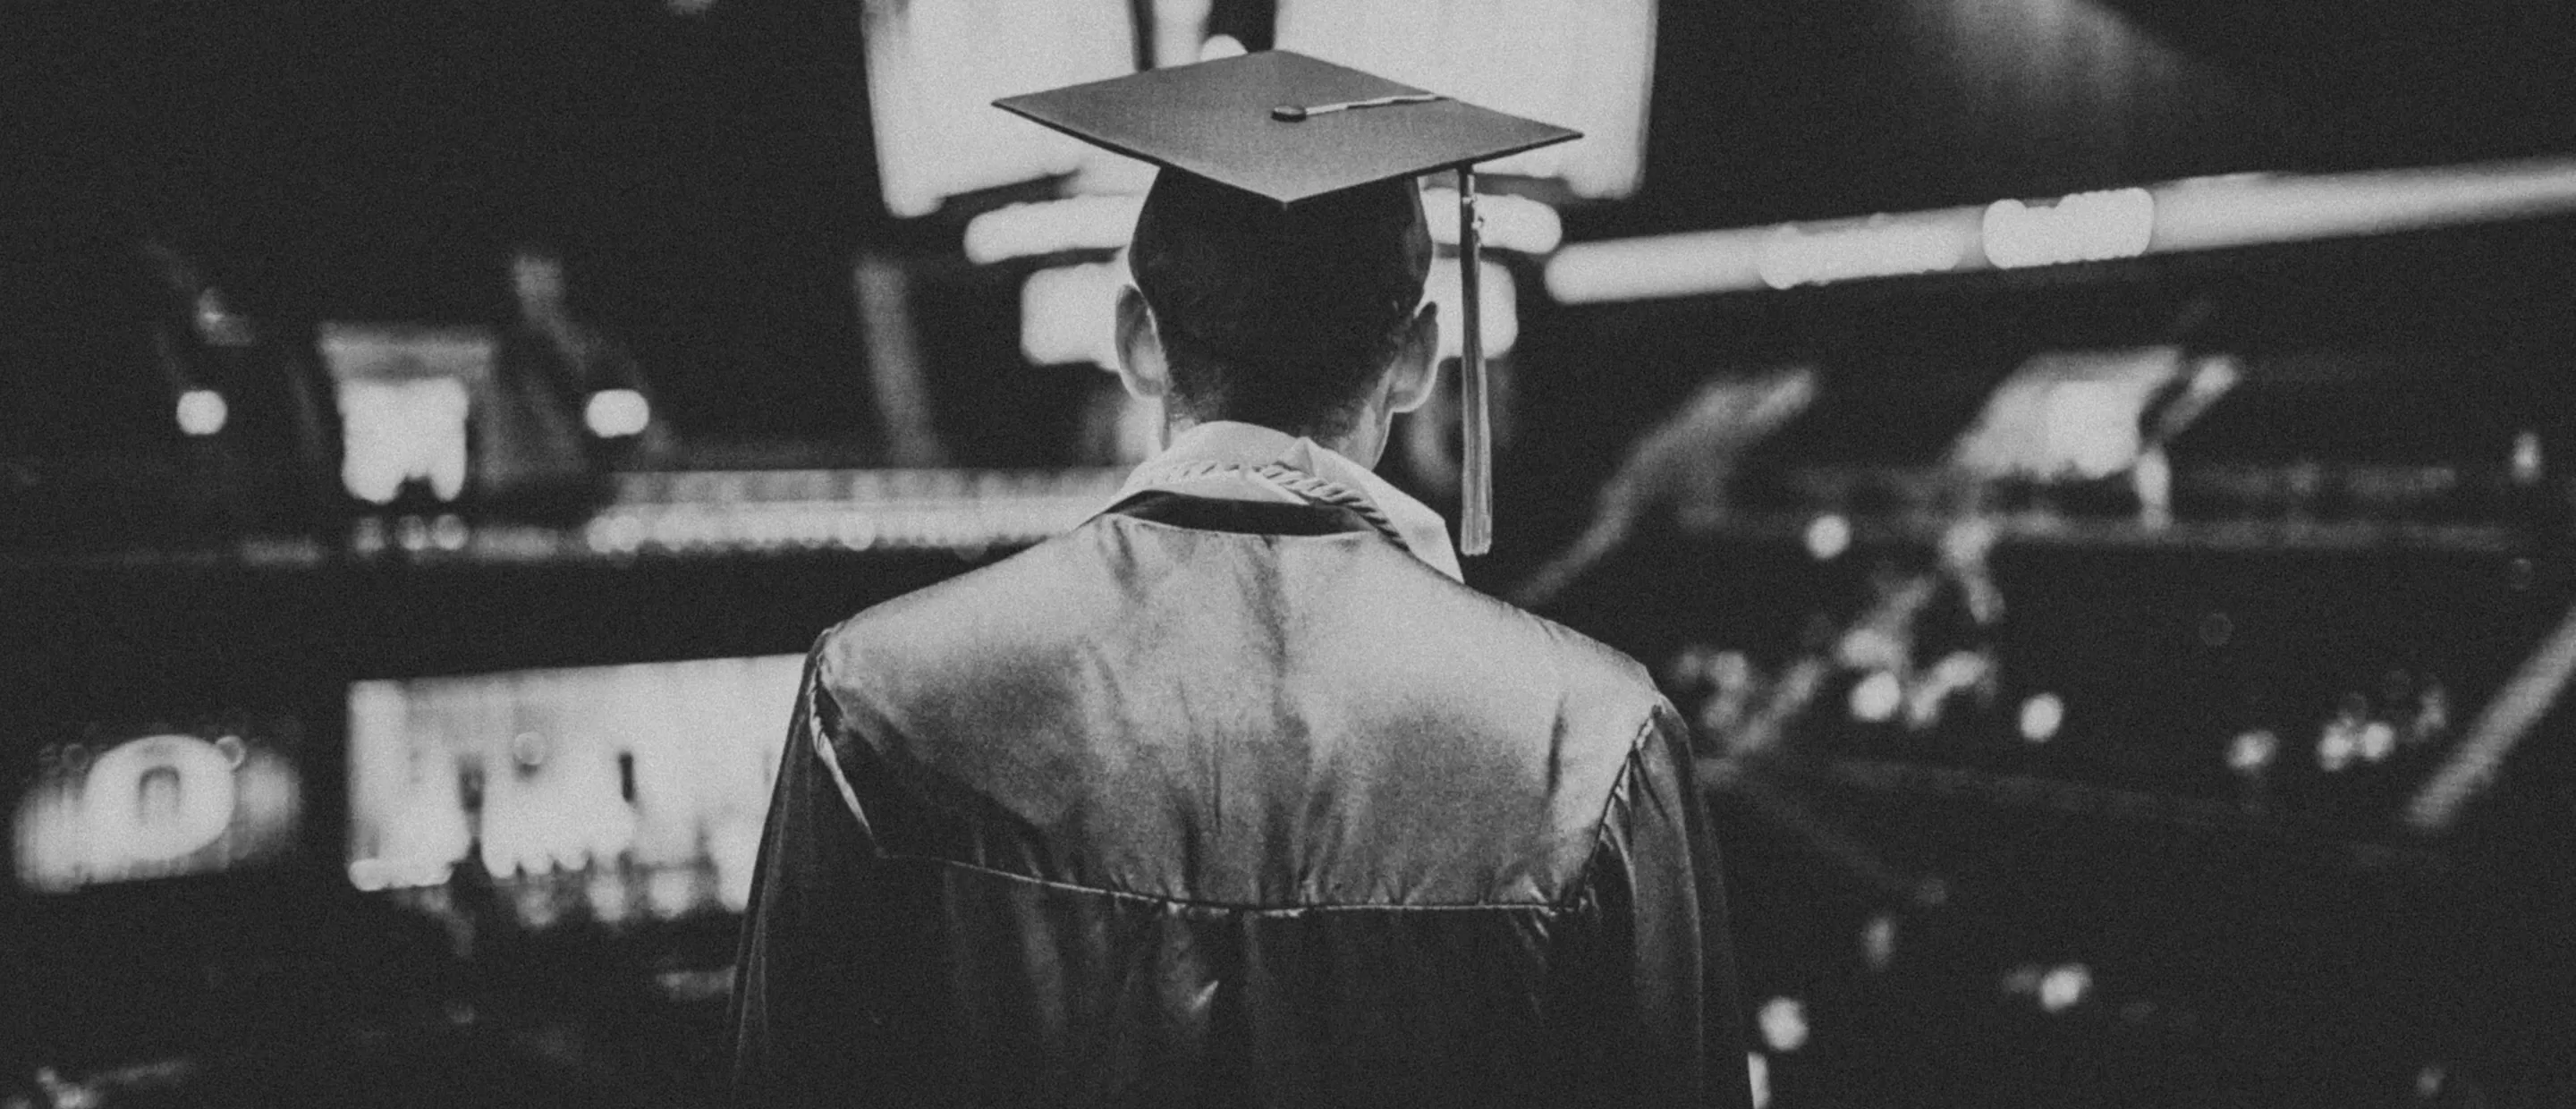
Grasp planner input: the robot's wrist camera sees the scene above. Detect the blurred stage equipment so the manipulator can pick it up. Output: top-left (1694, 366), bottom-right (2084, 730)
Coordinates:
top-left (1, 240), bottom-right (344, 546)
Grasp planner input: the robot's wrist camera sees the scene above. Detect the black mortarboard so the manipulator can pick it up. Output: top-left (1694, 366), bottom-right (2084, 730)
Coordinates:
top-left (996, 50), bottom-right (1580, 555)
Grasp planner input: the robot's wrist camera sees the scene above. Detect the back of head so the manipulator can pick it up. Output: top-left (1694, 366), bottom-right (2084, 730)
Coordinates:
top-left (1129, 172), bottom-right (1432, 436)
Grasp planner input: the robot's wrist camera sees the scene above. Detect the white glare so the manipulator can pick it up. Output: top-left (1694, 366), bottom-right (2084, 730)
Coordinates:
top-left (2038, 963), bottom-right (2092, 1013)
top-left (1021, 262), bottom-right (1128, 368)
top-left (2019, 693), bottom-right (2065, 743)
top-left (2359, 720), bottom-right (2398, 763)
top-left (2512, 431), bottom-right (2544, 485)
top-left (176, 389), bottom-right (229, 436)
top-left (1758, 996), bottom-right (1810, 1053)
top-left (1852, 671), bottom-right (1903, 724)
top-left (1803, 513), bottom-right (1852, 561)
top-left (1748, 1053), bottom-right (1770, 1109)
top-left (1982, 188), bottom-right (2155, 269)
top-left (1862, 914), bottom-right (1898, 971)
top-left (1758, 216), bottom-right (1974, 290)
top-left (339, 377), bottom-right (471, 504)
top-left (862, 0), bottom-right (1138, 218)
top-left (2225, 730), bottom-right (2278, 774)
top-left (963, 196), bottom-right (1145, 266)
top-left (586, 389), bottom-right (652, 438)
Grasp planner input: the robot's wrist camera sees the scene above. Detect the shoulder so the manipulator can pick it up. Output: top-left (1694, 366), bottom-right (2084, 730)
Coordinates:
top-left (815, 525), bottom-right (1112, 682)
top-left (1411, 564), bottom-right (1669, 725)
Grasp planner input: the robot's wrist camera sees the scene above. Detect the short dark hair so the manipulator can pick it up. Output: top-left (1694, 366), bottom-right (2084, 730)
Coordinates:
top-left (1129, 172), bottom-right (1432, 438)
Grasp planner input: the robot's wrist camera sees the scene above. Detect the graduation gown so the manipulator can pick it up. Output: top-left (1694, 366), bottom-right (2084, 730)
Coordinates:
top-left (728, 487), bottom-right (1751, 1108)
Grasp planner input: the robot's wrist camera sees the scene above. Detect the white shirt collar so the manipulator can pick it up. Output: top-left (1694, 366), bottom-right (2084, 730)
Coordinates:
top-left (1114, 420), bottom-right (1463, 582)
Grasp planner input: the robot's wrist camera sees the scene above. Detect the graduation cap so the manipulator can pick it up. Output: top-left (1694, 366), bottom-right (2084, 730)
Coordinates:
top-left (995, 50), bottom-right (1580, 556)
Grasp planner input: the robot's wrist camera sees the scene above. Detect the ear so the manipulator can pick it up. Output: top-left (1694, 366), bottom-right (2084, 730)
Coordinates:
top-left (1113, 284), bottom-right (1169, 401)
top-left (1383, 301), bottom-right (1441, 414)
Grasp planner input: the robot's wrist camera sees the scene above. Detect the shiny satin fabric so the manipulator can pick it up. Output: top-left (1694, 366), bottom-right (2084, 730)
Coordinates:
top-left (731, 494), bottom-right (1750, 1108)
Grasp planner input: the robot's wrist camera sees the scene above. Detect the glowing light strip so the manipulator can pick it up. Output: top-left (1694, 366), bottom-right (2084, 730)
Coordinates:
top-left (963, 196), bottom-right (1146, 265)
top-left (2405, 598), bottom-right (2576, 834)
top-left (585, 468), bottom-right (1134, 554)
top-left (1546, 156), bottom-right (2576, 303)
top-left (965, 190), bottom-right (1569, 266)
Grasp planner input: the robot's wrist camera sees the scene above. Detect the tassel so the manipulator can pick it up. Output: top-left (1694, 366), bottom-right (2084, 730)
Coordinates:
top-left (1457, 167), bottom-right (1493, 556)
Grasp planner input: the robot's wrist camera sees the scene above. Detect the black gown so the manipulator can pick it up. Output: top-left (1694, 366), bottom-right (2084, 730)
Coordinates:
top-left (730, 491), bottom-right (1751, 1108)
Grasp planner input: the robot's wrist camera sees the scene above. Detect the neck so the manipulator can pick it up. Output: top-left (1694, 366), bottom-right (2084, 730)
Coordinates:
top-left (1165, 411), bottom-right (1388, 469)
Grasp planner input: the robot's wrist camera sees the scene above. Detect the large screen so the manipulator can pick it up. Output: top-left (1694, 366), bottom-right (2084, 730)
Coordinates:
top-left (13, 718), bottom-right (305, 893)
top-left (346, 655), bottom-right (801, 929)
top-left (862, 0), bottom-right (1148, 218)
top-left (1275, 0), bottom-right (1657, 199)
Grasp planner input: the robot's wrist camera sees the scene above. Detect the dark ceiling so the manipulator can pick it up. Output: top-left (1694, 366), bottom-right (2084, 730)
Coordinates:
top-left (5, 0), bottom-right (2570, 440)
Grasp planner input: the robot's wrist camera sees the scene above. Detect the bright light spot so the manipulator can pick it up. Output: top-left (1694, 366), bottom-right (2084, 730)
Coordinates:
top-left (2513, 431), bottom-right (2544, 485)
top-left (2359, 720), bottom-right (2398, 763)
top-left (430, 513), bottom-right (470, 552)
top-left (589, 868), bottom-right (633, 924)
top-left (2417, 1064), bottom-right (2446, 1098)
top-left (1748, 1052), bottom-right (1771, 1109)
top-left (2133, 446), bottom-right (2172, 525)
top-left (80, 735), bottom-right (237, 868)
top-left (339, 377), bottom-right (471, 504)
top-left (1803, 513), bottom-right (1852, 561)
top-left (1021, 262), bottom-right (1128, 368)
top-left (1758, 996), bottom-right (1810, 1053)
top-left (2003, 962), bottom-right (2045, 995)
top-left (1852, 671), bottom-right (1903, 724)
top-left (1759, 216), bottom-right (1974, 290)
top-left (1939, 517), bottom-right (1999, 568)
top-left (647, 866), bottom-right (699, 919)
top-left (2318, 723), bottom-right (2360, 773)
top-left (2226, 730), bottom-right (2278, 774)
top-left (585, 389), bottom-right (651, 437)
top-left (1838, 628), bottom-right (1903, 671)
top-left (2019, 693), bottom-right (2065, 743)
top-left (176, 389), bottom-right (228, 436)
top-left (1424, 189), bottom-right (1566, 255)
top-left (2038, 963), bottom-right (2092, 1013)
top-left (1862, 914), bottom-right (1898, 971)
top-left (1198, 33), bottom-right (1247, 61)
top-left (1982, 188), bottom-right (2155, 269)
top-left (963, 196), bottom-right (1146, 265)
top-left (1929, 650), bottom-right (1990, 690)
top-left (1953, 348), bottom-right (2178, 481)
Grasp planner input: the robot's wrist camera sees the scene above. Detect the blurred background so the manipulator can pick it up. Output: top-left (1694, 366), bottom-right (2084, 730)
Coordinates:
top-left (6, 0), bottom-right (2576, 1105)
